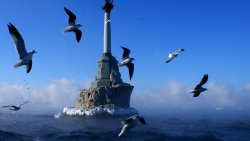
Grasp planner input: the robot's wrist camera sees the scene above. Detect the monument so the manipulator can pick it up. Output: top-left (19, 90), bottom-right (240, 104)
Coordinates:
top-left (63, 0), bottom-right (137, 116)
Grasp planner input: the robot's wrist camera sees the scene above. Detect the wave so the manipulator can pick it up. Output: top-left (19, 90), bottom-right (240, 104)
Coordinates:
top-left (226, 121), bottom-right (250, 132)
top-left (1, 114), bottom-right (250, 141)
top-left (0, 130), bottom-right (28, 141)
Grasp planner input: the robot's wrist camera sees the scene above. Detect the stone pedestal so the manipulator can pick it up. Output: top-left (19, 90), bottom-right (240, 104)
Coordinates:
top-left (75, 84), bottom-right (133, 109)
top-left (91, 53), bottom-right (123, 88)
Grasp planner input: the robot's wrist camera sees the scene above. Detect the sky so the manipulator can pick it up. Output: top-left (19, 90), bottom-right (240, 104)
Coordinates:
top-left (0, 0), bottom-right (250, 114)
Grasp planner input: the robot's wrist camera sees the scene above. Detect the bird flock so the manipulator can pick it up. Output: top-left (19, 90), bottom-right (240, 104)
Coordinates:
top-left (1, 7), bottom-right (83, 112)
top-left (1, 3), bottom-right (210, 137)
top-left (4, 7), bottom-right (82, 75)
top-left (116, 48), bottom-right (208, 136)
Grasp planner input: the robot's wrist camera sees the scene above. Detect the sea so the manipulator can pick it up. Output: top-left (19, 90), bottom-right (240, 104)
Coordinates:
top-left (0, 110), bottom-right (250, 141)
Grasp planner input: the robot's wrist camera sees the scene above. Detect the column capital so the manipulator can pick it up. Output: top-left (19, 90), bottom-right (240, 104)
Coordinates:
top-left (102, 0), bottom-right (114, 13)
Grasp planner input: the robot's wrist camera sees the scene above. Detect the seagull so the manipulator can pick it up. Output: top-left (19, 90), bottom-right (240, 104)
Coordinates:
top-left (8, 23), bottom-right (37, 73)
top-left (189, 74), bottom-right (208, 97)
top-left (118, 46), bottom-right (135, 80)
top-left (64, 7), bottom-right (82, 43)
top-left (118, 115), bottom-right (146, 137)
top-left (1, 101), bottom-right (29, 111)
top-left (166, 48), bottom-right (184, 63)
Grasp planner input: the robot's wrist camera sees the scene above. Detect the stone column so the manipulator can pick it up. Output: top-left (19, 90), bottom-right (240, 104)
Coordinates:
top-left (91, 0), bottom-right (118, 88)
top-left (102, 1), bottom-right (113, 54)
top-left (104, 12), bottom-right (111, 54)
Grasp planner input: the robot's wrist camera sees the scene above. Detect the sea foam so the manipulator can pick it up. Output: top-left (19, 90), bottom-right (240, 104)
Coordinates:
top-left (63, 105), bottom-right (138, 117)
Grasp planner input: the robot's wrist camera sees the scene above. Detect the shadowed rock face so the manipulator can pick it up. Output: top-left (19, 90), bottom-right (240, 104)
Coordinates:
top-left (75, 84), bottom-right (133, 109)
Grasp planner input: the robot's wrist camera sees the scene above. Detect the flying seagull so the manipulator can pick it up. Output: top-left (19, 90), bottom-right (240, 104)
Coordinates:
top-left (64, 7), bottom-right (82, 43)
top-left (1, 101), bottom-right (29, 111)
top-left (189, 74), bottom-right (208, 97)
top-left (166, 48), bottom-right (184, 63)
top-left (8, 23), bottom-right (37, 73)
top-left (118, 115), bottom-right (146, 137)
top-left (118, 46), bottom-right (135, 80)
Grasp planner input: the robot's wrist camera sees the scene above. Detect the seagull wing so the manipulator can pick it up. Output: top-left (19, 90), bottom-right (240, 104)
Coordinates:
top-left (173, 51), bottom-right (180, 56)
top-left (166, 54), bottom-right (174, 63)
top-left (106, 0), bottom-right (113, 3)
top-left (118, 124), bottom-right (129, 137)
top-left (193, 92), bottom-right (201, 97)
top-left (126, 63), bottom-right (134, 80)
top-left (73, 29), bottom-right (82, 43)
top-left (195, 74), bottom-right (208, 89)
top-left (178, 48), bottom-right (185, 52)
top-left (8, 23), bottom-right (27, 59)
top-left (26, 60), bottom-right (32, 73)
top-left (64, 7), bottom-right (76, 26)
top-left (121, 46), bottom-right (130, 60)
top-left (1, 105), bottom-right (14, 108)
top-left (19, 101), bottom-right (29, 107)
top-left (121, 116), bottom-right (134, 126)
top-left (168, 53), bottom-right (173, 58)
top-left (124, 116), bottom-right (134, 123)
top-left (139, 117), bottom-right (146, 125)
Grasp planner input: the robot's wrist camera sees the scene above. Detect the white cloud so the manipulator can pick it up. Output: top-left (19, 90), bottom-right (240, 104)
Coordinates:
top-left (0, 78), bottom-right (83, 114)
top-left (1, 79), bottom-right (249, 115)
top-left (131, 81), bottom-right (250, 113)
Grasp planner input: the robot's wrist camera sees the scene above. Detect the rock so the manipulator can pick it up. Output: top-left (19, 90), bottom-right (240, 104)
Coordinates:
top-left (75, 84), bottom-right (133, 109)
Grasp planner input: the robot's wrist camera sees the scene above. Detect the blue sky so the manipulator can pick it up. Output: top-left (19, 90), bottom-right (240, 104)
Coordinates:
top-left (0, 0), bottom-right (250, 113)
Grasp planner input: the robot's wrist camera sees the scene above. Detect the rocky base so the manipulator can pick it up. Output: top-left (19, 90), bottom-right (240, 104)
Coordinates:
top-left (75, 84), bottom-right (133, 109)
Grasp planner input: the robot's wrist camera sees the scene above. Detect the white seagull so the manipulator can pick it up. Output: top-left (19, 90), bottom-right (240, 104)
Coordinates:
top-left (118, 115), bottom-right (146, 137)
top-left (166, 48), bottom-right (184, 63)
top-left (1, 101), bottom-right (29, 111)
top-left (64, 7), bottom-right (82, 43)
top-left (8, 23), bottom-right (37, 73)
top-left (118, 46), bottom-right (135, 80)
top-left (189, 74), bottom-right (208, 97)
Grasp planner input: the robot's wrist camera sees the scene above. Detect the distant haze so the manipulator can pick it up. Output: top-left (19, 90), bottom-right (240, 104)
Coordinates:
top-left (1, 78), bottom-right (249, 118)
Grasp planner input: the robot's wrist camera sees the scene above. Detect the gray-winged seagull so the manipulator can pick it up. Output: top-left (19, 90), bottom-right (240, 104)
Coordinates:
top-left (118, 46), bottom-right (135, 80)
top-left (189, 74), bottom-right (208, 97)
top-left (64, 7), bottom-right (82, 43)
top-left (8, 23), bottom-right (37, 73)
top-left (118, 115), bottom-right (146, 137)
top-left (166, 48), bottom-right (184, 63)
top-left (1, 101), bottom-right (29, 111)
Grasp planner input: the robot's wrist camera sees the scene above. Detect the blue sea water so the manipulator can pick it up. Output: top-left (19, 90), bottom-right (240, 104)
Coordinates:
top-left (0, 111), bottom-right (250, 141)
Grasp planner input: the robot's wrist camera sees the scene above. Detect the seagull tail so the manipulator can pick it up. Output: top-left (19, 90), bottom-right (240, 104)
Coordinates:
top-left (14, 62), bottom-right (22, 68)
